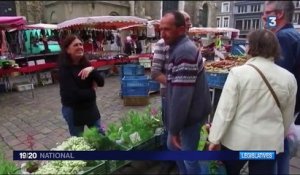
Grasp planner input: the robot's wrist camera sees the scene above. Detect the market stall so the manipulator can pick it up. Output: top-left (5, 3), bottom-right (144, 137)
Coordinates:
top-left (189, 27), bottom-right (247, 114)
top-left (0, 16), bottom-right (27, 92)
top-left (189, 27), bottom-right (240, 60)
top-left (0, 16), bottom-right (26, 30)
top-left (57, 16), bottom-right (152, 74)
top-left (117, 19), bottom-right (160, 68)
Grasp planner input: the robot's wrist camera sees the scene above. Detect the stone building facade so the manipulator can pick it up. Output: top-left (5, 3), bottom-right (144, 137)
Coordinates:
top-left (44, 1), bottom-right (130, 24)
top-left (14, 1), bottom-right (218, 28)
top-left (15, 1), bottom-right (45, 24)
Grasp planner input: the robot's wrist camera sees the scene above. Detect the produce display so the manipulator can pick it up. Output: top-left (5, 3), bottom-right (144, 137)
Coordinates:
top-left (197, 125), bottom-right (227, 175)
top-left (107, 107), bottom-right (162, 148)
top-left (35, 137), bottom-right (95, 174)
top-left (82, 127), bottom-right (117, 151)
top-left (205, 55), bottom-right (248, 73)
top-left (25, 107), bottom-right (163, 174)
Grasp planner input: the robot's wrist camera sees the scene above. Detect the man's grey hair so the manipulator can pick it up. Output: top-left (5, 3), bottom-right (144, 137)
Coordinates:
top-left (266, 1), bottom-right (295, 23)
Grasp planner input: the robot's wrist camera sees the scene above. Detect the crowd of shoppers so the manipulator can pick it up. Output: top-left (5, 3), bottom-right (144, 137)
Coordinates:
top-left (56, 1), bottom-right (299, 174)
top-left (150, 1), bottom-right (299, 174)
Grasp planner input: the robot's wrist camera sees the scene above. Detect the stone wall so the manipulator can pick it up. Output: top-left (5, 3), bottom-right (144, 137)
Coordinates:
top-left (16, 1), bottom-right (45, 24)
top-left (44, 1), bottom-right (130, 23)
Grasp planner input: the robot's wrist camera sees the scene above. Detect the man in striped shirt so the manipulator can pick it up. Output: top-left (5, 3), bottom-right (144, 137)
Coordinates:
top-left (150, 11), bottom-right (192, 174)
top-left (160, 11), bottom-right (212, 174)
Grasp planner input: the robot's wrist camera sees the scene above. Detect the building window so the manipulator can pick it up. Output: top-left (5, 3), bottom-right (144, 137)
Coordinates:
top-left (222, 16), bottom-right (229, 27)
top-left (217, 17), bottom-right (221, 27)
top-left (238, 6), bottom-right (242, 13)
top-left (293, 13), bottom-right (300, 24)
top-left (235, 20), bottom-right (243, 30)
top-left (244, 19), bottom-right (251, 30)
top-left (252, 19), bottom-right (260, 29)
top-left (221, 2), bottom-right (230, 13)
top-left (295, 1), bottom-right (300, 8)
top-left (238, 5), bottom-right (247, 13)
top-left (251, 4), bottom-right (261, 12)
top-left (243, 5), bottom-right (247, 13)
top-left (109, 11), bottom-right (119, 16)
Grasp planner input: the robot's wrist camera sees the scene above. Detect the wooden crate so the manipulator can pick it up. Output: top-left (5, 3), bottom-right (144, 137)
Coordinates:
top-left (123, 96), bottom-right (149, 106)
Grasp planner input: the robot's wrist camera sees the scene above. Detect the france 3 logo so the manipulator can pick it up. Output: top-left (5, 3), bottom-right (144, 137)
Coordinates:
top-left (266, 16), bottom-right (277, 29)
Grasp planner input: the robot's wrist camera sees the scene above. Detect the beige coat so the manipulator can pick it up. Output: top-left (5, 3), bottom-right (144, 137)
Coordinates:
top-left (208, 56), bottom-right (297, 153)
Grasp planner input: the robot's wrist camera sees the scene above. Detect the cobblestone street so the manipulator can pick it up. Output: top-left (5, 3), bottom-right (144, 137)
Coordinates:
top-left (0, 75), bottom-right (299, 174)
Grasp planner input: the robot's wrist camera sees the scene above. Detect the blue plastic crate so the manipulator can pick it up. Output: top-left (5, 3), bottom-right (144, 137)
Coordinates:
top-left (231, 39), bottom-right (247, 56)
top-left (121, 76), bottom-right (149, 96)
top-left (149, 80), bottom-right (160, 92)
top-left (122, 64), bottom-right (145, 76)
top-left (206, 72), bottom-right (228, 89)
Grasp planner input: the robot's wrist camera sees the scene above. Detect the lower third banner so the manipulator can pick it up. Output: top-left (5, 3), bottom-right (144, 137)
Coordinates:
top-left (13, 151), bottom-right (275, 161)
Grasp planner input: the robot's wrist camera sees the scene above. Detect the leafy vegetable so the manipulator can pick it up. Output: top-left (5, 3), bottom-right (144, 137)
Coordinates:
top-left (0, 149), bottom-right (19, 175)
top-left (82, 127), bottom-right (115, 150)
top-left (107, 106), bottom-right (163, 148)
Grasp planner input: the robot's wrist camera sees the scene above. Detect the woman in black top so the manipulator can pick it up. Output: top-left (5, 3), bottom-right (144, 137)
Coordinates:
top-left (58, 35), bottom-right (105, 136)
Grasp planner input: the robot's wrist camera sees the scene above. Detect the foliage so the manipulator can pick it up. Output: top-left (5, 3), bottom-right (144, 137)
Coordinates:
top-left (0, 149), bottom-right (19, 175)
top-left (82, 127), bottom-right (115, 150)
top-left (107, 106), bottom-right (162, 148)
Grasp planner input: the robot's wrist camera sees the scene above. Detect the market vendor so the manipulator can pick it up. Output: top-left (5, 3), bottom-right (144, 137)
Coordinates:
top-left (214, 34), bottom-right (222, 50)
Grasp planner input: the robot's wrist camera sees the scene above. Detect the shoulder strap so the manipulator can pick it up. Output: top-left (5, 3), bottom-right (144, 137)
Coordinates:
top-left (247, 64), bottom-right (281, 109)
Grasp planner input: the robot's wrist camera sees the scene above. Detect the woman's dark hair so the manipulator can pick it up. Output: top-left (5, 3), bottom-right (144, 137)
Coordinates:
top-left (58, 34), bottom-right (90, 67)
top-left (247, 29), bottom-right (281, 60)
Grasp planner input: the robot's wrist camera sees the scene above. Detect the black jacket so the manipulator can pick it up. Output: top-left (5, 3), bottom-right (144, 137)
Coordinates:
top-left (59, 65), bottom-right (104, 108)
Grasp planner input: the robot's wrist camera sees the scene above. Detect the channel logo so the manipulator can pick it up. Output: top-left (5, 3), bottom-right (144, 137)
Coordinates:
top-left (266, 16), bottom-right (277, 29)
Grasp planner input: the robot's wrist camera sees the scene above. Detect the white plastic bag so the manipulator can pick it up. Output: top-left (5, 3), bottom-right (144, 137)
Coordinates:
top-left (288, 123), bottom-right (300, 158)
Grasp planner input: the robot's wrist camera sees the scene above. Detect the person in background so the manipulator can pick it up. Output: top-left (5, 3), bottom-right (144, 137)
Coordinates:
top-left (160, 11), bottom-right (211, 174)
top-left (58, 35), bottom-right (105, 137)
top-left (214, 34), bottom-right (222, 50)
top-left (208, 29), bottom-right (297, 174)
top-left (150, 11), bottom-right (192, 174)
top-left (40, 34), bottom-right (50, 54)
top-left (262, 1), bottom-right (300, 174)
top-left (124, 36), bottom-right (133, 55)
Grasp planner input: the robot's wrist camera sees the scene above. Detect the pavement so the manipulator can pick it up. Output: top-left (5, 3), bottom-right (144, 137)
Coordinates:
top-left (0, 74), bottom-right (300, 174)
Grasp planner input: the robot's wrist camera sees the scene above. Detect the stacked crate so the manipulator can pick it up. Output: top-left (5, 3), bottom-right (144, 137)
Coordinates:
top-left (120, 64), bottom-right (150, 106)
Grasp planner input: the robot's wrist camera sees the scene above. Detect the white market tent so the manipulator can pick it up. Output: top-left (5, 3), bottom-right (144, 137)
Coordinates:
top-left (117, 19), bottom-right (160, 31)
top-left (57, 16), bottom-right (148, 30)
top-left (189, 27), bottom-right (240, 35)
top-left (25, 23), bottom-right (58, 30)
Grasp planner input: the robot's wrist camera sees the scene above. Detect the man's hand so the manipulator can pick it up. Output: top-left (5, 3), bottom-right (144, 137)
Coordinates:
top-left (154, 74), bottom-right (167, 85)
top-left (208, 143), bottom-right (221, 151)
top-left (78, 66), bottom-right (94, 80)
top-left (171, 134), bottom-right (181, 149)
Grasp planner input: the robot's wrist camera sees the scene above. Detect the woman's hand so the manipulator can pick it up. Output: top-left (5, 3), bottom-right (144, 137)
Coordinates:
top-left (78, 66), bottom-right (94, 80)
top-left (92, 81), bottom-right (97, 91)
top-left (208, 143), bottom-right (221, 151)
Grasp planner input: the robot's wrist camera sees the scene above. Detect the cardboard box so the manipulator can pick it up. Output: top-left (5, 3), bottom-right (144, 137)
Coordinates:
top-left (36, 59), bottom-right (46, 65)
top-left (27, 61), bottom-right (35, 66)
top-left (38, 71), bottom-right (53, 85)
